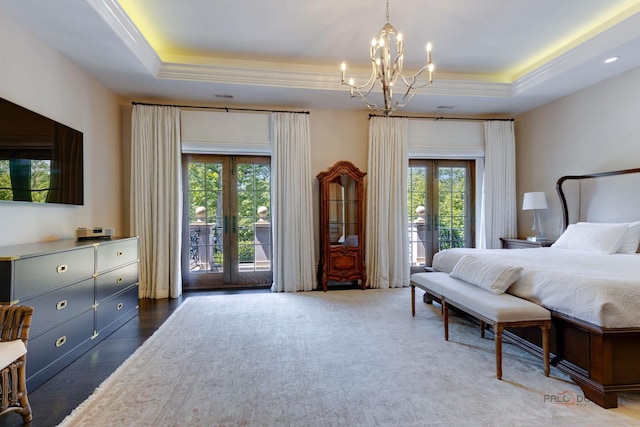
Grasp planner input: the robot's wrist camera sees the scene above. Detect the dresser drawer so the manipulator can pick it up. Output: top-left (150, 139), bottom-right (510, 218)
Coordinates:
top-left (27, 277), bottom-right (95, 337)
top-left (95, 262), bottom-right (138, 302)
top-left (14, 246), bottom-right (94, 301)
top-left (96, 285), bottom-right (138, 332)
top-left (26, 309), bottom-right (94, 378)
top-left (96, 238), bottom-right (138, 273)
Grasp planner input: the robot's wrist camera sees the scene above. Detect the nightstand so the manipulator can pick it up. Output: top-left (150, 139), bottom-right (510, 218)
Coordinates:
top-left (500, 238), bottom-right (555, 249)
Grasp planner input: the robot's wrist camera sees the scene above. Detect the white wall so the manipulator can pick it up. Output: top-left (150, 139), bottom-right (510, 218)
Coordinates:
top-left (0, 10), bottom-right (123, 246)
top-left (309, 109), bottom-right (369, 261)
top-left (515, 66), bottom-right (640, 239)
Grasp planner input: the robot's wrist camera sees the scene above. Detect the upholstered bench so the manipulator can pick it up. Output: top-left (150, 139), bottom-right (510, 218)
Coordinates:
top-left (411, 272), bottom-right (551, 380)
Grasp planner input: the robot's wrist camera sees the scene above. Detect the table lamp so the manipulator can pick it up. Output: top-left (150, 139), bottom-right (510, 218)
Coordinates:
top-left (522, 192), bottom-right (548, 241)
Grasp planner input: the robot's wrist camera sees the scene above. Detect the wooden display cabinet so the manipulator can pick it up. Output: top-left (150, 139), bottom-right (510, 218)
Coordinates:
top-left (317, 161), bottom-right (366, 291)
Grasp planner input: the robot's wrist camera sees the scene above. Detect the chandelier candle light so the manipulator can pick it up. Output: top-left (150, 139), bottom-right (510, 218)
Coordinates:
top-left (340, 0), bottom-right (434, 116)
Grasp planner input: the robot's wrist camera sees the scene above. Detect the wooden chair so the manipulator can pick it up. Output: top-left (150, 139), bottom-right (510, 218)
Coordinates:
top-left (0, 305), bottom-right (34, 423)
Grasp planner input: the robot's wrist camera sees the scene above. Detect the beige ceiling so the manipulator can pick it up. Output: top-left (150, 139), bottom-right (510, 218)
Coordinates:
top-left (2, 0), bottom-right (640, 115)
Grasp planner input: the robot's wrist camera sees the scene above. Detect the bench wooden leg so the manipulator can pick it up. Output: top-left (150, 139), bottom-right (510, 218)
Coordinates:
top-left (411, 284), bottom-right (416, 317)
top-left (443, 297), bottom-right (449, 341)
top-left (541, 321), bottom-right (550, 376)
top-left (495, 323), bottom-right (503, 380)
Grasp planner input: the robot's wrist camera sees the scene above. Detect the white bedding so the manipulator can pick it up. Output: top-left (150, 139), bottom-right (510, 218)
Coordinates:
top-left (431, 248), bottom-right (640, 328)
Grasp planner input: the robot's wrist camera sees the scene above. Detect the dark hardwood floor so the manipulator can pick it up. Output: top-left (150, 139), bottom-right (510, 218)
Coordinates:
top-left (0, 288), bottom-right (270, 427)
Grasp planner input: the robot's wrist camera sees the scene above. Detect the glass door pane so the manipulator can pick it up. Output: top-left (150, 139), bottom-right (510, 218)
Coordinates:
top-left (234, 159), bottom-right (272, 284)
top-left (437, 165), bottom-right (468, 250)
top-left (408, 164), bottom-right (430, 267)
top-left (184, 156), bottom-right (228, 287)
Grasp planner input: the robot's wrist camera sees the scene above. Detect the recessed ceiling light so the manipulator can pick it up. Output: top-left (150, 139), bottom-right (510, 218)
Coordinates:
top-left (604, 56), bottom-right (619, 64)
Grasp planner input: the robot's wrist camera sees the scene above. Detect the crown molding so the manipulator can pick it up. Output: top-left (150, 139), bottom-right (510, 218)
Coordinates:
top-left (91, 0), bottom-right (640, 103)
top-left (86, 0), bottom-right (161, 75)
top-left (88, 0), bottom-right (512, 100)
top-left (158, 61), bottom-right (512, 98)
top-left (513, 7), bottom-right (640, 94)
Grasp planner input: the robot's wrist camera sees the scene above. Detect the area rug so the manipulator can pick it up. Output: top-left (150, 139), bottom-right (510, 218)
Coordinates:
top-left (59, 288), bottom-right (640, 426)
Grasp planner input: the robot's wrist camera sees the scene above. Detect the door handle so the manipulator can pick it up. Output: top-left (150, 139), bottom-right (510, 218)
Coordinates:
top-left (232, 215), bottom-right (237, 234)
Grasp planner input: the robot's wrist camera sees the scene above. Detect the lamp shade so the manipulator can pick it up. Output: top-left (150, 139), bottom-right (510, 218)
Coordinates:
top-left (522, 192), bottom-right (548, 210)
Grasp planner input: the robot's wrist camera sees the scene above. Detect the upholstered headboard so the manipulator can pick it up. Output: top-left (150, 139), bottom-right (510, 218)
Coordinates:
top-left (556, 168), bottom-right (640, 229)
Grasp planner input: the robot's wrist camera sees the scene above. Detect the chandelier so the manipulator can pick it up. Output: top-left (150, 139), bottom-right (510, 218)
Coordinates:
top-left (340, 0), bottom-right (434, 116)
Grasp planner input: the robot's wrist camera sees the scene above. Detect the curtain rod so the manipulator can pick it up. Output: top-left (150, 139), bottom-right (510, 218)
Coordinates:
top-left (368, 114), bottom-right (513, 122)
top-left (131, 101), bottom-right (309, 115)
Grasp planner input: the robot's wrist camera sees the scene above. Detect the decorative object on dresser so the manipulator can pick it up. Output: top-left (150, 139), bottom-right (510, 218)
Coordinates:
top-left (75, 227), bottom-right (115, 240)
top-left (500, 237), bottom-right (555, 249)
top-left (317, 161), bottom-right (366, 291)
top-left (0, 305), bottom-right (33, 423)
top-left (0, 237), bottom-right (139, 391)
top-left (522, 191), bottom-right (548, 241)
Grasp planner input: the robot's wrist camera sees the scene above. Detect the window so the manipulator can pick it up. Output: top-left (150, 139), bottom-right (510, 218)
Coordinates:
top-left (182, 154), bottom-right (272, 289)
top-left (408, 159), bottom-right (475, 269)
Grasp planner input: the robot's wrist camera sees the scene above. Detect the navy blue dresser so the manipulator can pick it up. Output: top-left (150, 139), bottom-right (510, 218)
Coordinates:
top-left (0, 237), bottom-right (139, 390)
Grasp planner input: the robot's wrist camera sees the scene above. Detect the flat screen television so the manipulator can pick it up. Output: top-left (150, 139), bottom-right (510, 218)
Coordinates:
top-left (0, 97), bottom-right (83, 205)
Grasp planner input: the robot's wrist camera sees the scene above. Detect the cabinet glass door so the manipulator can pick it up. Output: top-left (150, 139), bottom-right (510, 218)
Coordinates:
top-left (328, 174), bottom-right (359, 247)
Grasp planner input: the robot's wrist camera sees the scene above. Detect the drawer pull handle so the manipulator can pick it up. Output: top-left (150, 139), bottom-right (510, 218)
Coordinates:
top-left (116, 303), bottom-right (124, 310)
top-left (117, 250), bottom-right (124, 257)
top-left (56, 300), bottom-right (68, 310)
top-left (56, 264), bottom-right (68, 273)
top-left (117, 277), bottom-right (124, 284)
top-left (55, 336), bottom-right (67, 347)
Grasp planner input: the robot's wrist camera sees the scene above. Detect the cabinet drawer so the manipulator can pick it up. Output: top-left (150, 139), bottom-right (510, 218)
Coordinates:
top-left (327, 247), bottom-right (361, 272)
top-left (26, 309), bottom-right (94, 378)
top-left (95, 262), bottom-right (138, 302)
top-left (96, 285), bottom-right (138, 332)
top-left (27, 277), bottom-right (95, 337)
top-left (14, 246), bottom-right (94, 301)
top-left (96, 239), bottom-right (138, 273)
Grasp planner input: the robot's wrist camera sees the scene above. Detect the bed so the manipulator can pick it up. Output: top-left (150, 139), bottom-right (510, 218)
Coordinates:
top-left (430, 167), bottom-right (640, 409)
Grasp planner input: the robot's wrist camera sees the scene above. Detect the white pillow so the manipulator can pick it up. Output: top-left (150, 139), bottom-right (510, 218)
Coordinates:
top-left (450, 255), bottom-right (522, 294)
top-left (577, 222), bottom-right (640, 254)
top-left (551, 222), bottom-right (628, 254)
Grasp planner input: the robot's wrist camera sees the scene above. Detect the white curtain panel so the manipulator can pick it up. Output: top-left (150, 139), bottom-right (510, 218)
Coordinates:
top-left (482, 120), bottom-right (517, 249)
top-left (130, 105), bottom-right (182, 299)
top-left (271, 112), bottom-right (316, 292)
top-left (366, 117), bottom-right (410, 288)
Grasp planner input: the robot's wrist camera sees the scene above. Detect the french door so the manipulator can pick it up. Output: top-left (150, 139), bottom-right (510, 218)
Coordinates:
top-left (408, 159), bottom-right (475, 270)
top-left (182, 154), bottom-right (272, 289)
